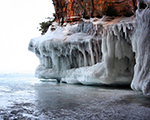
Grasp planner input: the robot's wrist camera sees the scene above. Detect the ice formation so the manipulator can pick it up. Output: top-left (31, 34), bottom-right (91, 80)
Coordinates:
top-left (29, 16), bottom-right (135, 84)
top-left (131, 0), bottom-right (150, 96)
top-left (29, 0), bottom-right (150, 96)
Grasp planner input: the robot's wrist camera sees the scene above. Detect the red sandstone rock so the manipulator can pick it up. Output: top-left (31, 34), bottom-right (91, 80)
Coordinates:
top-left (52, 0), bottom-right (137, 24)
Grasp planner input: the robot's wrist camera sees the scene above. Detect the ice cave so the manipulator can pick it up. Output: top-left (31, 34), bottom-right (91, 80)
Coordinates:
top-left (28, 0), bottom-right (150, 96)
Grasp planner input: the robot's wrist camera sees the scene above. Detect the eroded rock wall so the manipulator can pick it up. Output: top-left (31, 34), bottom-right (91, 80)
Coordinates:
top-left (52, 0), bottom-right (137, 23)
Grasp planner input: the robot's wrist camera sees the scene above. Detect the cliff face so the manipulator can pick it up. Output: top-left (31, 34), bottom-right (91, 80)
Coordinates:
top-left (52, 0), bottom-right (137, 23)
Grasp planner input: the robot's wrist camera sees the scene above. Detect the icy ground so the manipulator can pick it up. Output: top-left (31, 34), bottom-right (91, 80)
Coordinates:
top-left (0, 73), bottom-right (150, 120)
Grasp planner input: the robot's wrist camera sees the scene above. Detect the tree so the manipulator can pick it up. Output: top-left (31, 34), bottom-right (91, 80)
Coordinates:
top-left (38, 17), bottom-right (55, 35)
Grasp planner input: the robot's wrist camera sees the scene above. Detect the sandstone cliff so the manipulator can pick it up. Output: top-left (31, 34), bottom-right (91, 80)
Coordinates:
top-left (52, 0), bottom-right (137, 24)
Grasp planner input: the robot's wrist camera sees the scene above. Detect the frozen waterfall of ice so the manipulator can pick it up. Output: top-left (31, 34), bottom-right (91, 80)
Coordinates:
top-left (28, 10), bottom-right (150, 96)
top-left (131, 6), bottom-right (150, 96)
top-left (29, 16), bottom-right (136, 83)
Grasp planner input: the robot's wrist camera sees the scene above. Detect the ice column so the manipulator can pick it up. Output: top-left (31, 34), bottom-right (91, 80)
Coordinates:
top-left (131, 5), bottom-right (150, 96)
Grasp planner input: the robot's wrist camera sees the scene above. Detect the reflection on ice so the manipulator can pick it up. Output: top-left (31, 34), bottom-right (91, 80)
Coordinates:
top-left (40, 79), bottom-right (57, 82)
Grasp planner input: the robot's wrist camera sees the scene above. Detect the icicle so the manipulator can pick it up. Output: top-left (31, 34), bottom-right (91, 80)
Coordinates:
top-left (115, 40), bottom-right (123, 59)
top-left (82, 50), bottom-right (87, 66)
top-left (112, 25), bottom-right (118, 36)
top-left (45, 56), bottom-right (49, 68)
top-left (89, 38), bottom-right (95, 65)
top-left (96, 40), bottom-right (102, 62)
top-left (123, 24), bottom-right (127, 39)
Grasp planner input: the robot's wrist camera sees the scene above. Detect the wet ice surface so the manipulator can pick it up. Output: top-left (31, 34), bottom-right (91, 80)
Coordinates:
top-left (0, 73), bottom-right (150, 120)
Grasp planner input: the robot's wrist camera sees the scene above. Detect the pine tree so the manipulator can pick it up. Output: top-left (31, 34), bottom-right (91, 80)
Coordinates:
top-left (38, 17), bottom-right (55, 35)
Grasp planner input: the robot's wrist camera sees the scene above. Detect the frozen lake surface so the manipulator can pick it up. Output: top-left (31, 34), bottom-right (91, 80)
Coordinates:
top-left (0, 73), bottom-right (150, 120)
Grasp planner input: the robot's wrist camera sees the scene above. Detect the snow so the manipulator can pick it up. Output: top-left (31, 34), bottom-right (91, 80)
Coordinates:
top-left (28, 9), bottom-right (150, 96)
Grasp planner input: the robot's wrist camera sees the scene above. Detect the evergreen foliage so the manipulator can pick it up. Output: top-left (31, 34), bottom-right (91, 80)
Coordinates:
top-left (38, 17), bottom-right (54, 35)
